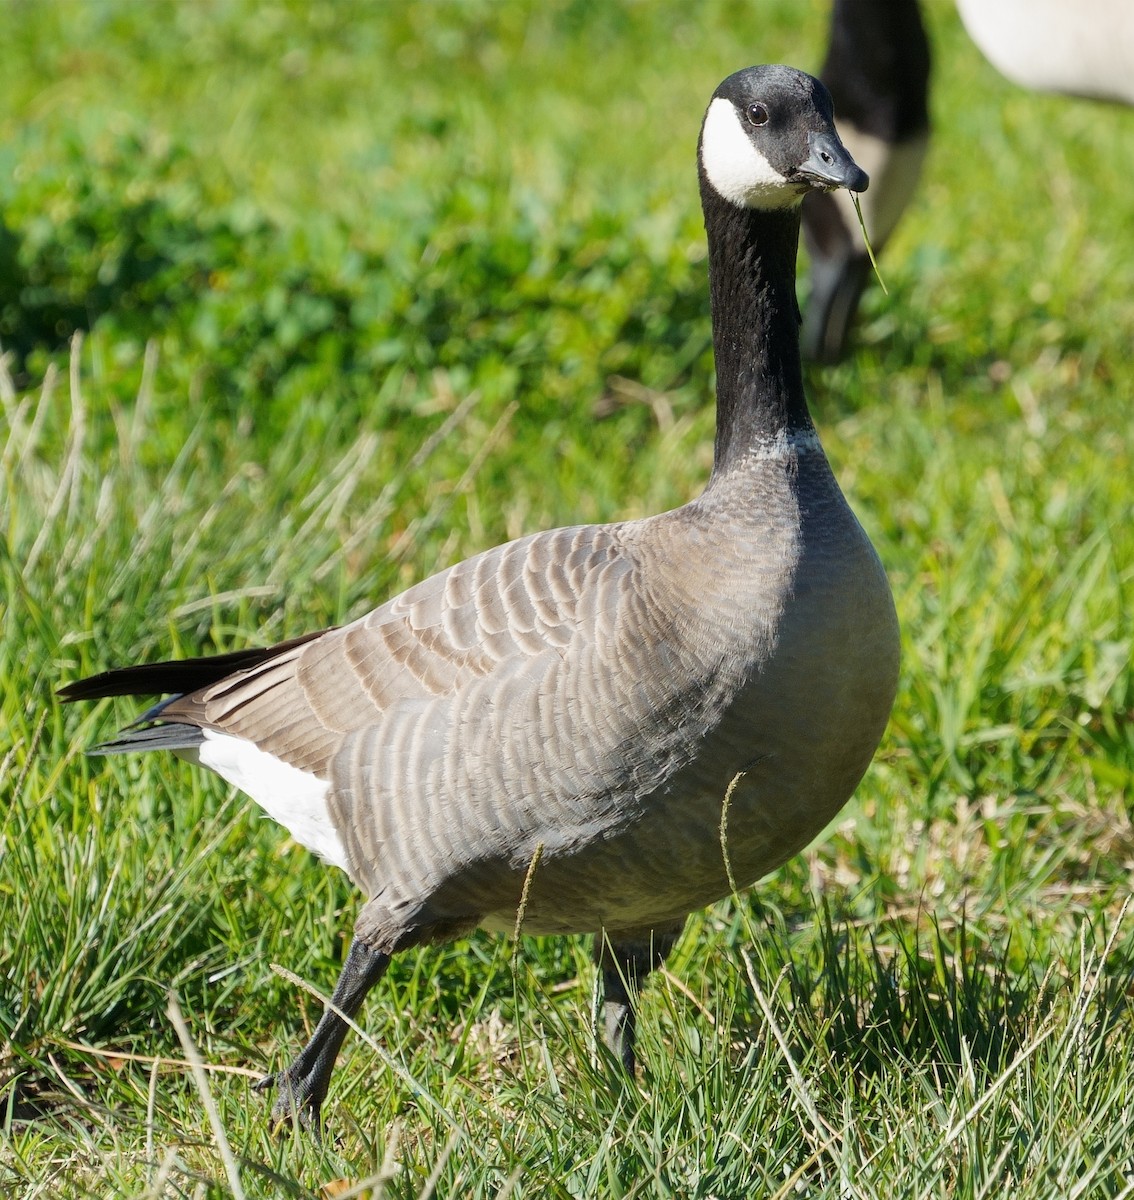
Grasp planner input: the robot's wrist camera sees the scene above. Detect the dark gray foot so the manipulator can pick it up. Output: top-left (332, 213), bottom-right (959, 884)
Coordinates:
top-left (595, 923), bottom-right (685, 1073)
top-left (257, 936), bottom-right (391, 1129)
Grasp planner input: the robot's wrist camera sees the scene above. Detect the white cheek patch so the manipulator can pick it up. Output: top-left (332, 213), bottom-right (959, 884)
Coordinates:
top-left (701, 97), bottom-right (799, 209)
top-left (182, 730), bottom-right (349, 871)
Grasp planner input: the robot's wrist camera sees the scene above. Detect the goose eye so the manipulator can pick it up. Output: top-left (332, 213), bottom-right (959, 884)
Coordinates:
top-left (747, 102), bottom-right (769, 127)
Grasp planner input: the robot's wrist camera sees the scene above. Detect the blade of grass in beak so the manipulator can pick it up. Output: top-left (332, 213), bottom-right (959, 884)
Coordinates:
top-left (852, 192), bottom-right (888, 295)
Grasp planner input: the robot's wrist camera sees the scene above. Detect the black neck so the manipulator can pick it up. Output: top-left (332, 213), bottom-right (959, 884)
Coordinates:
top-left (699, 175), bottom-right (812, 478)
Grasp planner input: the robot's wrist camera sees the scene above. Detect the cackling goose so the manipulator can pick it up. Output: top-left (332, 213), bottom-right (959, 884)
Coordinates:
top-left (61, 64), bottom-right (900, 1128)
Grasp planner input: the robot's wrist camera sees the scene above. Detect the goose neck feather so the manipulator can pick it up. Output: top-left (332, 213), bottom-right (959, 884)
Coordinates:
top-left (699, 183), bottom-right (814, 479)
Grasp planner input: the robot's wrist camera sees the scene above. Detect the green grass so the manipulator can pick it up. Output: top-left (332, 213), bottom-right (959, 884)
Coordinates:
top-left (3, 0), bottom-right (1134, 1195)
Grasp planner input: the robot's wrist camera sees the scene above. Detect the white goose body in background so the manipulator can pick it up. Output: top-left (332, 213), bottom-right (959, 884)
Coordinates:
top-left (62, 65), bottom-right (899, 1128)
top-left (956, 0), bottom-right (1134, 106)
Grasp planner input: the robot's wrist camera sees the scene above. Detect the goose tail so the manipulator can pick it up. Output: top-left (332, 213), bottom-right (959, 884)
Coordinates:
top-left (89, 720), bottom-right (206, 756)
top-left (57, 629), bottom-right (329, 705)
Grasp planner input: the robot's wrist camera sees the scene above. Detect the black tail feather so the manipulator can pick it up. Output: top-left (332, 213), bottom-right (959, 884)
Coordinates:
top-left (90, 722), bottom-right (207, 756)
top-left (57, 629), bottom-right (331, 703)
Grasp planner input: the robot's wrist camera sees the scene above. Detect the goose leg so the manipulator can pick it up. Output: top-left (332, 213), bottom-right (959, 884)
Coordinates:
top-left (595, 922), bottom-right (685, 1073)
top-left (256, 935), bottom-right (391, 1129)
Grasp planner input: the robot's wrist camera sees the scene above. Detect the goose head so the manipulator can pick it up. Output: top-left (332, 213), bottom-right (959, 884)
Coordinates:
top-left (700, 65), bottom-right (869, 210)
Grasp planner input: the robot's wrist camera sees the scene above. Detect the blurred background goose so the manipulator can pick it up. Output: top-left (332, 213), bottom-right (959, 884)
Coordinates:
top-left (796, 0), bottom-right (931, 362)
top-left (61, 64), bottom-right (899, 1128)
top-left (801, 0), bottom-right (1132, 363)
top-left (802, 0), bottom-right (931, 364)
